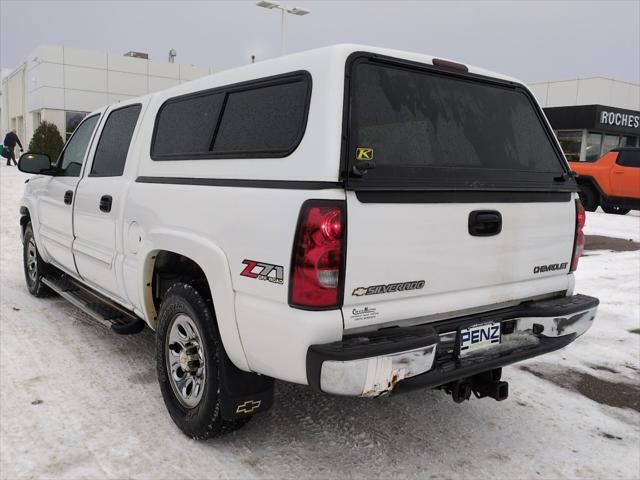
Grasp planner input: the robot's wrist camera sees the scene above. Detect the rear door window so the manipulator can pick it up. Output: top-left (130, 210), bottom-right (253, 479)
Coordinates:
top-left (347, 59), bottom-right (567, 191)
top-left (90, 104), bottom-right (141, 177)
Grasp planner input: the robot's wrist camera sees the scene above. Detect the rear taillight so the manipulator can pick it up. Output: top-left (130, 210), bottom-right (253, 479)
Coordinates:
top-left (289, 200), bottom-right (346, 309)
top-left (571, 200), bottom-right (586, 272)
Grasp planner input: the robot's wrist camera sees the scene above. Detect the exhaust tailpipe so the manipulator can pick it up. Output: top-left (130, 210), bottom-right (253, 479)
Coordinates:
top-left (445, 380), bottom-right (473, 403)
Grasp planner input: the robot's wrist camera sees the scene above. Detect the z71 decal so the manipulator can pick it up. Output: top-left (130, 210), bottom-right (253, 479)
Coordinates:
top-left (240, 259), bottom-right (284, 285)
top-left (352, 280), bottom-right (425, 296)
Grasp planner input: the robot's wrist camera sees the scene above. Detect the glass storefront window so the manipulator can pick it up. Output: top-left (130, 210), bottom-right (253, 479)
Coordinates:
top-left (585, 132), bottom-right (602, 162)
top-left (621, 135), bottom-right (638, 147)
top-left (555, 130), bottom-right (582, 161)
top-left (601, 134), bottom-right (620, 156)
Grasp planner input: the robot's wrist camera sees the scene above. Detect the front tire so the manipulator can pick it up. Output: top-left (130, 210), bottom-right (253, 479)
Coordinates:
top-left (156, 282), bottom-right (249, 439)
top-left (578, 184), bottom-right (599, 212)
top-left (22, 223), bottom-right (53, 297)
top-left (601, 204), bottom-right (630, 215)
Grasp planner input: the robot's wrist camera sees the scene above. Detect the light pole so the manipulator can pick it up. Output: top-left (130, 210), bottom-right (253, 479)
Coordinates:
top-left (256, 1), bottom-right (311, 56)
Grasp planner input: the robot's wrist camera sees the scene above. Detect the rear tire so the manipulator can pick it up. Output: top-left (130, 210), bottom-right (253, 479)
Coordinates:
top-left (601, 204), bottom-right (630, 215)
top-left (578, 184), bottom-right (599, 212)
top-left (22, 223), bottom-right (53, 297)
top-left (156, 282), bottom-right (250, 439)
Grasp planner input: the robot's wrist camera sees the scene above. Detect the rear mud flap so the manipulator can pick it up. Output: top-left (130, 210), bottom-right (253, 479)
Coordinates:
top-left (219, 349), bottom-right (274, 421)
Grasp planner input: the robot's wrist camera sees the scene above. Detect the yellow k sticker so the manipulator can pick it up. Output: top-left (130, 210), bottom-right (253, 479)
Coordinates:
top-left (356, 147), bottom-right (374, 161)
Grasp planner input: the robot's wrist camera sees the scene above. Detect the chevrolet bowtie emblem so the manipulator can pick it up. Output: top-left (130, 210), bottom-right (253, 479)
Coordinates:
top-left (236, 399), bottom-right (262, 414)
top-left (352, 287), bottom-right (367, 296)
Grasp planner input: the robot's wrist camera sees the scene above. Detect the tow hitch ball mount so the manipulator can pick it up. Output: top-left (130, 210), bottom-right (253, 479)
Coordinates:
top-left (444, 368), bottom-right (509, 403)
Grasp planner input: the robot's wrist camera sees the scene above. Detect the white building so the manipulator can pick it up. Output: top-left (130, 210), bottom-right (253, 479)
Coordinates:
top-left (528, 77), bottom-right (639, 111)
top-left (528, 77), bottom-right (639, 162)
top-left (1, 45), bottom-right (214, 146)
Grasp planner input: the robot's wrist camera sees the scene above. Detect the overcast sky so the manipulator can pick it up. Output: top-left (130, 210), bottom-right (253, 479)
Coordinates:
top-left (1, 0), bottom-right (638, 83)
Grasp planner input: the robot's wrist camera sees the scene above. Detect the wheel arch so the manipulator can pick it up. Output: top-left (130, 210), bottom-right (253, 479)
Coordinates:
top-left (19, 206), bottom-right (31, 240)
top-left (18, 200), bottom-right (51, 264)
top-left (575, 175), bottom-right (602, 197)
top-left (139, 232), bottom-right (249, 372)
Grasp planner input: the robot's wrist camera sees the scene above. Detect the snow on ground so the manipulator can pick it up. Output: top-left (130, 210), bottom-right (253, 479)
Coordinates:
top-left (584, 207), bottom-right (640, 242)
top-left (1, 165), bottom-right (639, 479)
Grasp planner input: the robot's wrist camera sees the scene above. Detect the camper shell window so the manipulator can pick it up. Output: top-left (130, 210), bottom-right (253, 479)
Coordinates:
top-left (151, 71), bottom-right (311, 160)
top-left (345, 55), bottom-right (572, 192)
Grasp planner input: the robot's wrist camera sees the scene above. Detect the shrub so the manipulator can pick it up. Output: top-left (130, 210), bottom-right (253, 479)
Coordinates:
top-left (28, 121), bottom-right (64, 161)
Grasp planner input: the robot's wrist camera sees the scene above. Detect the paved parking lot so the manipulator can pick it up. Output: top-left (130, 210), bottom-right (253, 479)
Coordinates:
top-left (1, 167), bottom-right (638, 479)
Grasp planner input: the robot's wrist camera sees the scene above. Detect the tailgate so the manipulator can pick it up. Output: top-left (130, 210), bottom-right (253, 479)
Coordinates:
top-left (342, 193), bottom-right (575, 329)
top-left (340, 54), bottom-right (578, 330)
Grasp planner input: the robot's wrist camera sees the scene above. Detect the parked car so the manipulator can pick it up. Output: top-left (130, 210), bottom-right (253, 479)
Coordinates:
top-left (569, 148), bottom-right (640, 214)
top-left (18, 45), bottom-right (598, 439)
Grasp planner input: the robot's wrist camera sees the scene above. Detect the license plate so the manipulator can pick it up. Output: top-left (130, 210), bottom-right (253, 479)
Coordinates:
top-left (458, 322), bottom-right (501, 356)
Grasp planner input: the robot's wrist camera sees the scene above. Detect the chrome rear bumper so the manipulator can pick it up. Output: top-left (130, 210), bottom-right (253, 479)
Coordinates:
top-left (307, 294), bottom-right (598, 397)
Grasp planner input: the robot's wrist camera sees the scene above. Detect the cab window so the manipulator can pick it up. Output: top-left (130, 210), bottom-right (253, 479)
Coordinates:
top-left (616, 149), bottom-right (640, 168)
top-left (57, 114), bottom-right (100, 177)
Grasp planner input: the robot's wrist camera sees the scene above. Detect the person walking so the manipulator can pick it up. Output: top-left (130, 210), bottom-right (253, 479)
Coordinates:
top-left (3, 128), bottom-right (24, 166)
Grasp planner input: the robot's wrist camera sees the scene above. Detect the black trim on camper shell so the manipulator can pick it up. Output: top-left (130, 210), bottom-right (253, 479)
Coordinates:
top-left (340, 52), bottom-right (578, 194)
top-left (136, 176), bottom-right (343, 190)
top-left (135, 176), bottom-right (574, 203)
top-left (150, 71), bottom-right (313, 161)
top-left (356, 191), bottom-right (572, 204)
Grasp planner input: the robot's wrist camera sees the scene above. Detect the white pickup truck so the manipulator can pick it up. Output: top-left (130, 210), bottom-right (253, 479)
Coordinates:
top-left (18, 44), bottom-right (599, 439)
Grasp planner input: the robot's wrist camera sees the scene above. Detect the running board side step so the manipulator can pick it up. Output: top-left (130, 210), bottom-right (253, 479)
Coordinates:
top-left (42, 273), bottom-right (146, 335)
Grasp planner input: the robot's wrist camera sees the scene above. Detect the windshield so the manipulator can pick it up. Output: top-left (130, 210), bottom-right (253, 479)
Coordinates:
top-left (347, 59), bottom-right (567, 190)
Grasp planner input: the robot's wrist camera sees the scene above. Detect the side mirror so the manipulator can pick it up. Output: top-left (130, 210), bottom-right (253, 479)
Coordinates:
top-left (18, 152), bottom-right (54, 175)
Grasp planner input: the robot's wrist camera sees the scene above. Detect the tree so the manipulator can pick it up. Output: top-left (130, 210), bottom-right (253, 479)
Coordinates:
top-left (28, 121), bottom-right (64, 161)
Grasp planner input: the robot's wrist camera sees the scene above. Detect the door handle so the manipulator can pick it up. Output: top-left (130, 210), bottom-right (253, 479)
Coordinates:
top-left (64, 190), bottom-right (73, 205)
top-left (469, 210), bottom-right (502, 236)
top-left (99, 195), bottom-right (113, 213)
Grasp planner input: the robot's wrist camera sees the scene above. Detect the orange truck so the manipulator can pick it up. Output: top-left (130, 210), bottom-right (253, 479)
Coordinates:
top-left (569, 148), bottom-right (640, 215)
